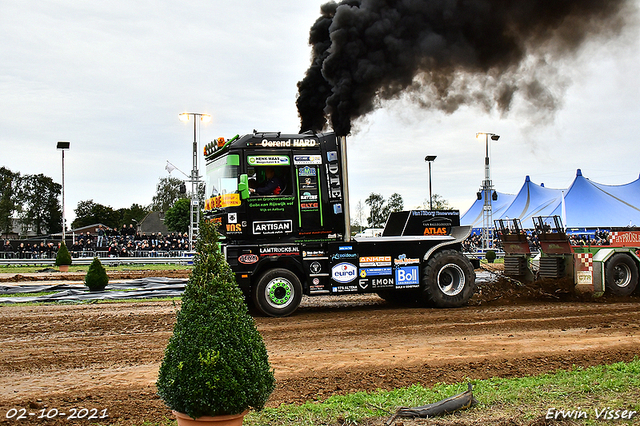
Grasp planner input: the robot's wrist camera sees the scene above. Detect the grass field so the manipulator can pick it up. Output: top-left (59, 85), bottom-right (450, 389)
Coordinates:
top-left (243, 360), bottom-right (640, 425)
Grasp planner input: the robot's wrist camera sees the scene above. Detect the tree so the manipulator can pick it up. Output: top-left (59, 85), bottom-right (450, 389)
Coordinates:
top-left (118, 203), bottom-right (150, 226)
top-left (365, 193), bottom-right (386, 228)
top-left (18, 174), bottom-right (62, 236)
top-left (365, 192), bottom-right (405, 228)
top-left (72, 200), bottom-right (120, 229)
top-left (352, 200), bottom-right (365, 233)
top-left (0, 167), bottom-right (20, 235)
top-left (382, 193), bottom-right (404, 219)
top-left (151, 177), bottom-right (185, 212)
top-left (421, 194), bottom-right (451, 210)
top-left (164, 198), bottom-right (191, 233)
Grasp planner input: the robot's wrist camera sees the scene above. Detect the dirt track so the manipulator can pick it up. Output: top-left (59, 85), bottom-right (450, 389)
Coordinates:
top-left (1, 282), bottom-right (639, 425)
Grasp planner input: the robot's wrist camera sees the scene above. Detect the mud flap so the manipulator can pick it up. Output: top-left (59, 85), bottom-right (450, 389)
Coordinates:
top-left (386, 383), bottom-right (477, 425)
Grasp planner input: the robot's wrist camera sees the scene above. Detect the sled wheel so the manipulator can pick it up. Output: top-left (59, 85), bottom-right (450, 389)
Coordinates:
top-left (605, 254), bottom-right (638, 296)
top-left (422, 250), bottom-right (476, 308)
top-left (253, 268), bottom-right (303, 317)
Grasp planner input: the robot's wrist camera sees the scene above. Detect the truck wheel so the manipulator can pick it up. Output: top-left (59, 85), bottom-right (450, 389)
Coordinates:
top-left (605, 254), bottom-right (638, 296)
top-left (422, 250), bottom-right (476, 308)
top-left (253, 268), bottom-right (303, 317)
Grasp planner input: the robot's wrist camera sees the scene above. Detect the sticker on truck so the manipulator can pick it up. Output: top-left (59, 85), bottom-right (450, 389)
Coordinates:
top-left (395, 266), bottom-right (420, 287)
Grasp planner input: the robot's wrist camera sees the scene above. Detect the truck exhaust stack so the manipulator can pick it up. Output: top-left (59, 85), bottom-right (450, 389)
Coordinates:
top-left (338, 135), bottom-right (351, 242)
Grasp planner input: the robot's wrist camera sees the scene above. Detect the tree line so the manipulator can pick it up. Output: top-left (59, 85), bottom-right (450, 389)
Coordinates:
top-left (354, 192), bottom-right (451, 229)
top-left (0, 167), bottom-right (62, 236)
top-left (1, 169), bottom-right (199, 238)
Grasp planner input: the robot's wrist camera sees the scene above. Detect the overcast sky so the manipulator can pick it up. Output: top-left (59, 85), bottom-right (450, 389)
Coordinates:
top-left (1, 0), bottom-right (639, 226)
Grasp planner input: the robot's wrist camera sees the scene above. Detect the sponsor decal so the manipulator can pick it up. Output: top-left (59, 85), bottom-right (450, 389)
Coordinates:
top-left (259, 246), bottom-right (299, 256)
top-left (394, 254), bottom-right (420, 265)
top-left (359, 267), bottom-right (392, 278)
top-left (247, 155), bottom-right (290, 166)
top-left (423, 227), bottom-right (449, 235)
top-left (312, 278), bottom-right (320, 285)
top-left (303, 250), bottom-right (326, 257)
top-left (227, 212), bottom-right (237, 224)
top-left (576, 271), bottom-right (593, 285)
top-left (226, 223), bottom-right (242, 233)
top-left (332, 262), bottom-right (358, 283)
top-left (358, 279), bottom-right (369, 290)
top-left (332, 285), bottom-right (358, 293)
top-left (205, 193), bottom-right (241, 210)
top-left (359, 256), bottom-right (392, 267)
top-left (310, 261), bottom-right (322, 274)
top-left (339, 245), bottom-right (353, 251)
top-left (396, 266), bottom-right (420, 286)
top-left (298, 166), bottom-right (317, 177)
top-left (253, 220), bottom-right (293, 235)
top-left (238, 254), bottom-right (259, 265)
top-left (371, 277), bottom-right (395, 288)
top-left (331, 252), bottom-right (358, 261)
top-left (294, 154), bottom-right (322, 165)
top-left (301, 202), bottom-right (319, 209)
top-left (301, 192), bottom-right (318, 201)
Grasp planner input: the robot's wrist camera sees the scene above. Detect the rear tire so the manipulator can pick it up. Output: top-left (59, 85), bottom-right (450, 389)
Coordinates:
top-left (422, 250), bottom-right (476, 308)
top-left (253, 268), bottom-right (303, 317)
top-left (605, 254), bottom-right (638, 296)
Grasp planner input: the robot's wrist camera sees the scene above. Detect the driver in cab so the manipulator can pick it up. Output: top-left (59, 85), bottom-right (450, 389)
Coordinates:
top-left (249, 167), bottom-right (284, 195)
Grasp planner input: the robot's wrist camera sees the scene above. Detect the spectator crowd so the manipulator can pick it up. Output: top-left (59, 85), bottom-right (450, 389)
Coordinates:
top-left (462, 229), bottom-right (611, 253)
top-left (1, 224), bottom-right (193, 259)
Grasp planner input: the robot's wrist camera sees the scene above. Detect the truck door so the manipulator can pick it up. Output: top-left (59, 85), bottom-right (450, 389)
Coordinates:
top-left (293, 153), bottom-right (323, 232)
top-left (244, 152), bottom-right (297, 238)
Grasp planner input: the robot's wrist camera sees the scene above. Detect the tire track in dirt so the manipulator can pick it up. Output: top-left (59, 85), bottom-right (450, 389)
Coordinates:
top-left (0, 297), bottom-right (638, 425)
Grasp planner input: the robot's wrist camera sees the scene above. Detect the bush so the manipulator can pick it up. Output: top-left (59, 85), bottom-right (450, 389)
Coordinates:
top-left (85, 257), bottom-right (109, 291)
top-left (485, 250), bottom-right (496, 263)
top-left (156, 220), bottom-right (275, 419)
top-left (55, 241), bottom-right (72, 266)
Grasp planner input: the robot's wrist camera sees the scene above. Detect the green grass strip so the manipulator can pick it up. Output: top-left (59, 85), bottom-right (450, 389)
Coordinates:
top-left (244, 359), bottom-right (640, 425)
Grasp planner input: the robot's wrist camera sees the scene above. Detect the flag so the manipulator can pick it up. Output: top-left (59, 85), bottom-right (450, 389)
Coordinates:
top-left (165, 161), bottom-right (175, 174)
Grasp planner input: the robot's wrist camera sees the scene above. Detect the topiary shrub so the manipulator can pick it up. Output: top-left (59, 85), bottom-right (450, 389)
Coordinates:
top-left (156, 219), bottom-right (275, 419)
top-left (55, 241), bottom-right (72, 267)
top-left (85, 257), bottom-right (109, 291)
top-left (485, 250), bottom-right (497, 263)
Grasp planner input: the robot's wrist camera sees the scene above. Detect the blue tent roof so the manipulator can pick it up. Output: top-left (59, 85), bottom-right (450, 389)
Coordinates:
top-left (461, 170), bottom-right (640, 229)
top-left (500, 176), bottom-right (563, 228)
top-left (460, 191), bottom-right (516, 228)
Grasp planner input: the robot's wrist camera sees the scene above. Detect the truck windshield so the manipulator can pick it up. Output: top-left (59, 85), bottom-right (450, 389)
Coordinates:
top-left (206, 155), bottom-right (239, 197)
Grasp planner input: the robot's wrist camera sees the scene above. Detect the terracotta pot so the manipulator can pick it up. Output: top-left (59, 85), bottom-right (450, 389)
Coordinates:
top-left (172, 410), bottom-right (248, 426)
top-left (59, 265), bottom-right (69, 272)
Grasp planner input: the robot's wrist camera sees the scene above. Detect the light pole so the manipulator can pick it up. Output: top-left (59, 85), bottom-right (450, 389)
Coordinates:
top-left (476, 132), bottom-right (500, 251)
top-left (424, 155), bottom-right (437, 210)
top-left (56, 141), bottom-right (70, 242)
top-left (179, 112), bottom-right (211, 250)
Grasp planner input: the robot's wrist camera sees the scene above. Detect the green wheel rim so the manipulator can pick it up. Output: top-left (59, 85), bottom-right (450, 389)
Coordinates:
top-left (265, 277), bottom-right (294, 309)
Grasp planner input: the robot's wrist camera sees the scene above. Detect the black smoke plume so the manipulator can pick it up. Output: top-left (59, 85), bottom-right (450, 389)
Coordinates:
top-left (297, 0), bottom-right (634, 135)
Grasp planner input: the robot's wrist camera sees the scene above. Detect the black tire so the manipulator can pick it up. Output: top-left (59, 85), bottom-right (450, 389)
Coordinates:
top-left (252, 268), bottom-right (303, 317)
top-left (605, 254), bottom-right (638, 296)
top-left (422, 250), bottom-right (476, 308)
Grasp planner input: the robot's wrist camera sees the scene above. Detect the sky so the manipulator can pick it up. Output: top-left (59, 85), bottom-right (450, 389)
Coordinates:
top-left (1, 0), bottom-right (639, 227)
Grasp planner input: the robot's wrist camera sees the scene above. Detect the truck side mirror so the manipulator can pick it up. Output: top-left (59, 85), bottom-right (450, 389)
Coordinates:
top-left (238, 174), bottom-right (250, 200)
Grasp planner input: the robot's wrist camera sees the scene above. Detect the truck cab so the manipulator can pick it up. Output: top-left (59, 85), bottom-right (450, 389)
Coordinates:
top-left (204, 131), bottom-right (476, 317)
